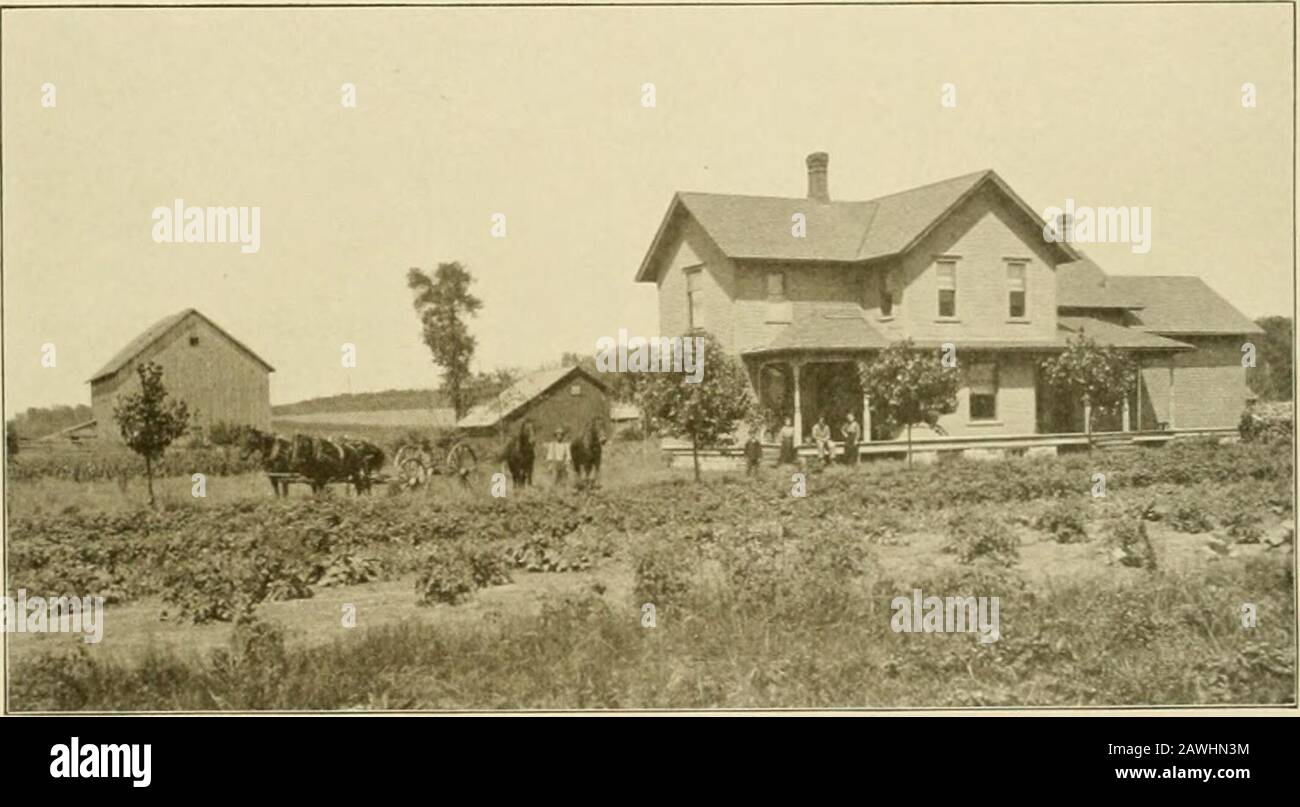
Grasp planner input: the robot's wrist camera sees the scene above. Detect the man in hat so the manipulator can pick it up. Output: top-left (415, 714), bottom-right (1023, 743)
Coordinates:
top-left (546, 427), bottom-right (571, 486)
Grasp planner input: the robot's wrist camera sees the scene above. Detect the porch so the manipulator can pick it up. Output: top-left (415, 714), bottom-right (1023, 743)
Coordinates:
top-left (744, 347), bottom-right (1186, 449)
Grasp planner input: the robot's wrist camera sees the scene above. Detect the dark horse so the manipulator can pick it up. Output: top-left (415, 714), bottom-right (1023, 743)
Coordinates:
top-left (338, 436), bottom-right (385, 494)
top-left (501, 419), bottom-right (536, 488)
top-left (240, 427), bottom-right (295, 497)
top-left (570, 419), bottom-right (607, 484)
top-left (289, 433), bottom-right (385, 495)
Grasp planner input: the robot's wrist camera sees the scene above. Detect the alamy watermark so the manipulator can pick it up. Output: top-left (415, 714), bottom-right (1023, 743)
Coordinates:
top-left (595, 329), bottom-right (704, 383)
top-left (151, 199), bottom-right (261, 254)
top-left (890, 588), bottom-right (1001, 644)
top-left (1043, 199), bottom-right (1151, 254)
top-left (2, 589), bottom-right (104, 643)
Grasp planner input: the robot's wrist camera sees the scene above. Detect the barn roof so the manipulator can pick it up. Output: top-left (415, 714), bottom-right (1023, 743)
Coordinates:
top-left (88, 308), bottom-right (275, 383)
top-left (457, 365), bottom-right (609, 429)
top-left (636, 169), bottom-right (1080, 281)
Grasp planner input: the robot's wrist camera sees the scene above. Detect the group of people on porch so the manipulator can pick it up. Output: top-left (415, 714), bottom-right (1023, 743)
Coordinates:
top-left (746, 412), bottom-right (862, 474)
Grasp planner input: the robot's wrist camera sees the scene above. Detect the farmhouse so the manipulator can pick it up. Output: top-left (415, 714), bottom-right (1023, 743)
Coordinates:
top-left (457, 365), bottom-right (611, 439)
top-left (635, 153), bottom-right (1262, 458)
top-left (88, 309), bottom-right (274, 442)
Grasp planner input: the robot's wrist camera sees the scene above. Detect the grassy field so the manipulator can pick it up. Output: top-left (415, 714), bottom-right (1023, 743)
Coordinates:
top-left (5, 437), bottom-right (1295, 710)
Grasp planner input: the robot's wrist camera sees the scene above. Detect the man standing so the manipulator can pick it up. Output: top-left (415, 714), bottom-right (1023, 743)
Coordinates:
top-left (811, 415), bottom-right (833, 467)
top-left (546, 427), bottom-right (571, 486)
top-left (841, 413), bottom-right (861, 466)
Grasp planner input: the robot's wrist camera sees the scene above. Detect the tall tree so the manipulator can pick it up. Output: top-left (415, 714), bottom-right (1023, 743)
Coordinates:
top-left (1036, 334), bottom-right (1136, 435)
top-left (1247, 316), bottom-right (1293, 401)
top-left (407, 262), bottom-right (483, 420)
top-left (113, 362), bottom-right (191, 505)
top-left (858, 340), bottom-right (960, 468)
top-left (641, 331), bottom-right (754, 481)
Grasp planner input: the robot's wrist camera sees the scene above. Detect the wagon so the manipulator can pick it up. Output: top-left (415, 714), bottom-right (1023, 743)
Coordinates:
top-left (392, 433), bottom-right (479, 488)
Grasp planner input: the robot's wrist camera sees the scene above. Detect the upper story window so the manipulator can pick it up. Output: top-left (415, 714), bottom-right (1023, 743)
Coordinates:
top-left (1006, 261), bottom-right (1027, 319)
top-left (936, 260), bottom-right (957, 318)
top-left (189, 336), bottom-right (200, 346)
top-left (765, 270), bottom-right (791, 324)
top-left (878, 271), bottom-right (894, 317)
top-left (766, 271), bottom-right (787, 301)
top-left (686, 268), bottom-right (705, 330)
top-left (968, 362), bottom-right (998, 421)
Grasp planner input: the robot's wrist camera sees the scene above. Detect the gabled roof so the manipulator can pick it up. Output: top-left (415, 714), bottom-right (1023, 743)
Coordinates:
top-left (636, 169), bottom-right (1080, 281)
top-left (1056, 256), bottom-right (1146, 309)
top-left (88, 308), bottom-right (275, 383)
top-left (1058, 315), bottom-right (1192, 351)
top-left (457, 365), bottom-right (608, 429)
top-left (1104, 276), bottom-right (1264, 336)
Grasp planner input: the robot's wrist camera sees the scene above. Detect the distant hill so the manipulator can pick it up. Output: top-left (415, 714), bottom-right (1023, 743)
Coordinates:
top-left (273, 389), bottom-right (445, 416)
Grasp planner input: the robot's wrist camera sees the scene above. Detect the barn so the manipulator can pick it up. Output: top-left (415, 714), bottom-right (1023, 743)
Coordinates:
top-left (89, 308), bottom-right (274, 442)
top-left (457, 365), bottom-right (611, 439)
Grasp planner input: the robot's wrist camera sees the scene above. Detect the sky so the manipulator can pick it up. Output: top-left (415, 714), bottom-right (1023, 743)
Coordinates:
top-left (1, 3), bottom-right (1293, 415)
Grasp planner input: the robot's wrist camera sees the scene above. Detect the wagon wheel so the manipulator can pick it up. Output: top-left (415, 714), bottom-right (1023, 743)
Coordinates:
top-left (394, 447), bottom-right (430, 488)
top-left (446, 442), bottom-right (478, 485)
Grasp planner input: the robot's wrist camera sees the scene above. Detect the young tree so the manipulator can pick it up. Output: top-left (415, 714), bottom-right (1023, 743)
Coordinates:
top-left (1036, 334), bottom-right (1136, 434)
top-left (113, 362), bottom-right (191, 505)
top-left (858, 340), bottom-right (960, 468)
top-left (641, 331), bottom-right (753, 481)
top-left (407, 262), bottom-right (483, 420)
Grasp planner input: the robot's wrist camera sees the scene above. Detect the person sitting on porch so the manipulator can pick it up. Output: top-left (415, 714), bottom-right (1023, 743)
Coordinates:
top-left (841, 413), bottom-right (861, 465)
top-left (811, 416), bottom-right (833, 466)
top-left (777, 417), bottom-right (798, 465)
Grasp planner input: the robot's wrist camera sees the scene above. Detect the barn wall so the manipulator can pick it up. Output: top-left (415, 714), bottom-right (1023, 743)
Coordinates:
top-left (506, 374), bottom-right (610, 441)
top-left (92, 315), bottom-right (272, 441)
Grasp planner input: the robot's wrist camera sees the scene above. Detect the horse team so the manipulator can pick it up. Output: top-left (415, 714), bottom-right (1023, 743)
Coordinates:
top-left (242, 416), bottom-right (606, 497)
top-left (240, 428), bottom-right (386, 496)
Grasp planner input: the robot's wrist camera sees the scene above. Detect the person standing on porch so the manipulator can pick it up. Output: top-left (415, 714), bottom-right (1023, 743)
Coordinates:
top-left (778, 416), bottom-right (798, 465)
top-left (841, 413), bottom-right (861, 466)
top-left (811, 415), bottom-right (833, 467)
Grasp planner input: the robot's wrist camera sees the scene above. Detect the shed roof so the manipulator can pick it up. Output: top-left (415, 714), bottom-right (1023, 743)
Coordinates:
top-left (1104, 276), bottom-right (1264, 336)
top-left (456, 365), bottom-right (609, 429)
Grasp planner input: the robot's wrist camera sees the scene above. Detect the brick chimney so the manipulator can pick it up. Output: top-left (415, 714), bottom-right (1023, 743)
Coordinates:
top-left (806, 152), bottom-right (829, 202)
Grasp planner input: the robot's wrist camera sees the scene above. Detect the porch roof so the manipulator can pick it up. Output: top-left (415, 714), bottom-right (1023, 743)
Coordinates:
top-left (1058, 315), bottom-right (1193, 351)
top-left (742, 312), bottom-right (890, 356)
top-left (743, 313), bottom-right (1192, 357)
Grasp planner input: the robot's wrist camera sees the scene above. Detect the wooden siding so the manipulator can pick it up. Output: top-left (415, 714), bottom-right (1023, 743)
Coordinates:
top-left (91, 314), bottom-right (272, 441)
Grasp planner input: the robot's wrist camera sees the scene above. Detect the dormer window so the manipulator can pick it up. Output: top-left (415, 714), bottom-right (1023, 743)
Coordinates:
top-left (765, 270), bottom-right (791, 323)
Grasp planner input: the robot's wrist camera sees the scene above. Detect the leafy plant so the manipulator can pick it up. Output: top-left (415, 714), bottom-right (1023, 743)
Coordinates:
top-left (858, 340), bottom-right (960, 468)
top-left (112, 362), bottom-right (191, 505)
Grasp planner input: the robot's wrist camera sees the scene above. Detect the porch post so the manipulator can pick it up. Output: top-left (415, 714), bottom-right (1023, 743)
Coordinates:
top-left (1168, 361), bottom-right (1176, 429)
top-left (1083, 399), bottom-right (1091, 433)
top-left (792, 360), bottom-right (803, 446)
top-left (1135, 359), bottom-right (1143, 431)
top-left (1121, 396), bottom-right (1130, 432)
top-left (862, 394), bottom-right (872, 443)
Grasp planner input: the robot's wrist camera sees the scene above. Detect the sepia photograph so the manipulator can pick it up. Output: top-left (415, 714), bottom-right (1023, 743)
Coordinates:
top-left (0, 0), bottom-right (1295, 724)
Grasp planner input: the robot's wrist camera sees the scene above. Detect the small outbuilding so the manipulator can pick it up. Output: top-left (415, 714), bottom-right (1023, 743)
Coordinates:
top-left (457, 365), bottom-right (611, 439)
